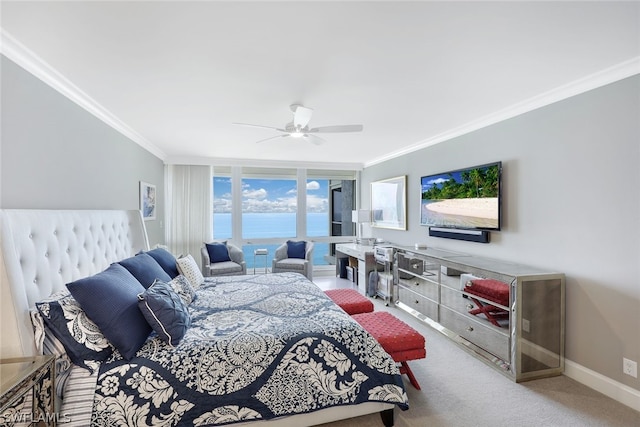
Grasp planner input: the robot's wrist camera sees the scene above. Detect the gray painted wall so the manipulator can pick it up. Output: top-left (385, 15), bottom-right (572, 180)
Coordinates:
top-left (1, 56), bottom-right (165, 246)
top-left (2, 50), bottom-right (639, 393)
top-left (362, 75), bottom-right (640, 390)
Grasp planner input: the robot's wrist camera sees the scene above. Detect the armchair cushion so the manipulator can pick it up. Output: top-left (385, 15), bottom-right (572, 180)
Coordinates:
top-left (209, 261), bottom-right (244, 276)
top-left (287, 240), bottom-right (306, 259)
top-left (205, 242), bottom-right (231, 263)
top-left (274, 258), bottom-right (307, 271)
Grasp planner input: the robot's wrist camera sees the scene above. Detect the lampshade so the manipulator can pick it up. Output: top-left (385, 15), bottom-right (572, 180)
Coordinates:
top-left (352, 209), bottom-right (371, 223)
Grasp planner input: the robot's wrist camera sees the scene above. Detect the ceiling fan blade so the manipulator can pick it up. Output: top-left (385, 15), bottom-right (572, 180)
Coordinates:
top-left (232, 122), bottom-right (286, 132)
top-left (308, 124), bottom-right (363, 133)
top-left (293, 105), bottom-right (313, 128)
top-left (255, 135), bottom-right (288, 144)
top-left (304, 134), bottom-right (325, 145)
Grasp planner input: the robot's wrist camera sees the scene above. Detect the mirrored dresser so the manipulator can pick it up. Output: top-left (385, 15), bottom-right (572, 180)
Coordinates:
top-left (393, 245), bottom-right (565, 382)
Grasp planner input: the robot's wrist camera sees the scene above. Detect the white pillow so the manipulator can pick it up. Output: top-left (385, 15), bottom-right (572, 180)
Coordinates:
top-left (176, 254), bottom-right (205, 288)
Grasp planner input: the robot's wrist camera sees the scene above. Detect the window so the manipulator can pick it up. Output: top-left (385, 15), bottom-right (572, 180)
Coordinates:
top-left (213, 175), bottom-right (232, 240)
top-left (212, 167), bottom-right (356, 270)
top-left (306, 179), bottom-right (329, 238)
top-left (242, 177), bottom-right (297, 239)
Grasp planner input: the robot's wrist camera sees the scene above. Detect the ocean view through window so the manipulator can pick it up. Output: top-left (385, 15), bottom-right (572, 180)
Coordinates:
top-left (241, 177), bottom-right (298, 239)
top-left (212, 212), bottom-right (329, 267)
top-left (213, 174), bottom-right (332, 268)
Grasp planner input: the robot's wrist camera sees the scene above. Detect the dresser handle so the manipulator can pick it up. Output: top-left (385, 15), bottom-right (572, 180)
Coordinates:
top-left (466, 326), bottom-right (474, 332)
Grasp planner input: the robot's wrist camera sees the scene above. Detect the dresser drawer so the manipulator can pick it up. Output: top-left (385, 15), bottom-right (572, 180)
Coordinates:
top-left (440, 306), bottom-right (510, 361)
top-left (398, 275), bottom-right (439, 301)
top-left (397, 252), bottom-right (423, 275)
top-left (441, 284), bottom-right (511, 330)
top-left (440, 284), bottom-right (471, 314)
top-left (397, 286), bottom-right (438, 320)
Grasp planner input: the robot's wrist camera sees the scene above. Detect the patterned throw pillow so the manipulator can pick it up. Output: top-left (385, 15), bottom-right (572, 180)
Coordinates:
top-left (35, 289), bottom-right (113, 372)
top-left (176, 254), bottom-right (205, 288)
top-left (138, 281), bottom-right (190, 346)
top-left (31, 310), bottom-right (76, 398)
top-left (155, 275), bottom-right (196, 306)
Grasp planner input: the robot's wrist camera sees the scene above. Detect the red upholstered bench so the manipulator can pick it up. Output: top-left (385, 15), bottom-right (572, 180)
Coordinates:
top-left (352, 311), bottom-right (426, 390)
top-left (325, 289), bottom-right (374, 315)
top-left (463, 278), bottom-right (510, 326)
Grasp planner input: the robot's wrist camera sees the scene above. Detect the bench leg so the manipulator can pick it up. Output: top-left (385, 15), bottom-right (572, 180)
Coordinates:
top-left (468, 297), bottom-right (506, 327)
top-left (380, 408), bottom-right (394, 427)
top-left (400, 361), bottom-right (421, 390)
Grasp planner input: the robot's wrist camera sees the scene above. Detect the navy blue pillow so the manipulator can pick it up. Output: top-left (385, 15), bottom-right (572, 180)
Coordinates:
top-left (138, 281), bottom-right (190, 346)
top-left (206, 242), bottom-right (231, 263)
top-left (66, 263), bottom-right (152, 360)
top-left (145, 248), bottom-right (180, 278)
top-left (119, 253), bottom-right (172, 288)
top-left (287, 240), bottom-right (306, 259)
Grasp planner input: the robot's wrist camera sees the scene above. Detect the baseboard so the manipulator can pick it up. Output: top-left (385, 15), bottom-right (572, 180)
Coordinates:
top-left (564, 359), bottom-right (640, 412)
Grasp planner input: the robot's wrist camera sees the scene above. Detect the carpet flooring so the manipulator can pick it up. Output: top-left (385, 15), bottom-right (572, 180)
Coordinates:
top-left (313, 276), bottom-right (640, 427)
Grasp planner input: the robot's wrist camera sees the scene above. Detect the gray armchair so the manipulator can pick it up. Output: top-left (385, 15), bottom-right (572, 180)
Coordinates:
top-left (201, 242), bottom-right (247, 276)
top-left (272, 240), bottom-right (314, 280)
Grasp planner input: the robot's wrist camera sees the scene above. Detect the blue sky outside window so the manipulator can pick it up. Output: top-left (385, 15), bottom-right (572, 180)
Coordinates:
top-left (213, 176), bottom-right (331, 266)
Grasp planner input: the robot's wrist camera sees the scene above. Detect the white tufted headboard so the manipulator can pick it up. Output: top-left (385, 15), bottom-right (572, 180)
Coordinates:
top-left (0, 210), bottom-right (150, 358)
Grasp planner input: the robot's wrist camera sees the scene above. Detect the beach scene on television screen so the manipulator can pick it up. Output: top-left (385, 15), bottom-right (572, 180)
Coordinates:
top-left (421, 164), bottom-right (499, 229)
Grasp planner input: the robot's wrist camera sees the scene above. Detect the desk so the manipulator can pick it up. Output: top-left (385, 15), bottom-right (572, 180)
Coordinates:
top-left (335, 243), bottom-right (376, 295)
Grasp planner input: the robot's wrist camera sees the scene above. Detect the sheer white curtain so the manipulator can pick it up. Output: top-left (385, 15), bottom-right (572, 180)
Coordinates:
top-left (166, 165), bottom-right (212, 269)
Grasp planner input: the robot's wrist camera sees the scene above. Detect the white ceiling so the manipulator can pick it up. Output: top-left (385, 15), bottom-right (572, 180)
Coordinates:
top-left (1, 1), bottom-right (639, 169)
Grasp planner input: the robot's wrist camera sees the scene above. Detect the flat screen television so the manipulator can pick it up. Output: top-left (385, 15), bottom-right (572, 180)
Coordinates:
top-left (420, 161), bottom-right (502, 231)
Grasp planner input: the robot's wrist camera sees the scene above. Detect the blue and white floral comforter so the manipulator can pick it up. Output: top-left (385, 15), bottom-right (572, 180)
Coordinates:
top-left (91, 273), bottom-right (408, 426)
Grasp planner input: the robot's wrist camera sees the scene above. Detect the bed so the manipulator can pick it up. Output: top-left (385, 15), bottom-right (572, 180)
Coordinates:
top-left (0, 209), bottom-right (408, 426)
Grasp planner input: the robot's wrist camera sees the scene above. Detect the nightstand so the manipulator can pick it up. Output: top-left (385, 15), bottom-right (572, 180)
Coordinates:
top-left (1, 355), bottom-right (55, 426)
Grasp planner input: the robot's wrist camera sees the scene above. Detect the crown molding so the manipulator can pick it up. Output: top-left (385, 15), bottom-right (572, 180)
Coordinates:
top-left (166, 155), bottom-right (363, 171)
top-left (1, 28), bottom-right (167, 161)
top-left (365, 56), bottom-right (640, 168)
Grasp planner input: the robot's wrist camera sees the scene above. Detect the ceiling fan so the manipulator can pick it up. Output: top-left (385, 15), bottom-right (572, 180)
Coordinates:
top-left (233, 104), bottom-right (363, 145)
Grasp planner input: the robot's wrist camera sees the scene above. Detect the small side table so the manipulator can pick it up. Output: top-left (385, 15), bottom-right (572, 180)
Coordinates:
top-left (253, 248), bottom-right (268, 274)
top-left (1, 355), bottom-right (56, 426)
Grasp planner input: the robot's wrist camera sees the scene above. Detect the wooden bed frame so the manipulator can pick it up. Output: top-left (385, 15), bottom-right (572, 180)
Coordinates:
top-left (0, 209), bottom-right (393, 426)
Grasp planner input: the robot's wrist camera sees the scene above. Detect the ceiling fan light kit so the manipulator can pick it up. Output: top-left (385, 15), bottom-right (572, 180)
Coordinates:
top-left (233, 104), bottom-right (363, 145)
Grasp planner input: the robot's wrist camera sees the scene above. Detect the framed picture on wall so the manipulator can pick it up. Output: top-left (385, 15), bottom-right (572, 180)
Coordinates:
top-left (140, 181), bottom-right (156, 220)
top-left (371, 175), bottom-right (407, 230)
